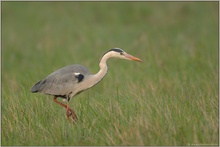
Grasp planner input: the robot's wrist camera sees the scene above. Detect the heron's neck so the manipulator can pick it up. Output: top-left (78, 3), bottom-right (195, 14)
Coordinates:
top-left (89, 53), bottom-right (110, 87)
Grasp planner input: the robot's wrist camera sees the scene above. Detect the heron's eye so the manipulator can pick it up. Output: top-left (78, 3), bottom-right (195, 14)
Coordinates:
top-left (120, 52), bottom-right (123, 55)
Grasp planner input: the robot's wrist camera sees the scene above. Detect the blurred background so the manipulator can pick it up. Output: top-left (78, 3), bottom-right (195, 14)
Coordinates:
top-left (2, 2), bottom-right (218, 146)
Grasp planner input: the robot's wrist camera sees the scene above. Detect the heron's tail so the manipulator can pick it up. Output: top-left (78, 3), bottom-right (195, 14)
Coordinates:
top-left (31, 80), bottom-right (42, 93)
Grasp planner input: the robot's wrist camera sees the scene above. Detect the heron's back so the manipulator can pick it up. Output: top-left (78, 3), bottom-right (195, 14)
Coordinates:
top-left (31, 64), bottom-right (90, 97)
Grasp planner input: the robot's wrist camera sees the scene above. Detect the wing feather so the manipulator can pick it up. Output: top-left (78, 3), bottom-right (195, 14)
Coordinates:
top-left (31, 64), bottom-right (90, 97)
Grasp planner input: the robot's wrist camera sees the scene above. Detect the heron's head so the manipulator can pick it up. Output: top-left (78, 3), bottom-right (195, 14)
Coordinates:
top-left (103, 48), bottom-right (143, 62)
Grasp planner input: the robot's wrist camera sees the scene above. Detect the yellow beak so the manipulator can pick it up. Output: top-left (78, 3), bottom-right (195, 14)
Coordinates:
top-left (124, 53), bottom-right (143, 62)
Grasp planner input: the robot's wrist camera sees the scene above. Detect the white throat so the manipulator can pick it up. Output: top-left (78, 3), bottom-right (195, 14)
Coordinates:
top-left (86, 52), bottom-right (113, 88)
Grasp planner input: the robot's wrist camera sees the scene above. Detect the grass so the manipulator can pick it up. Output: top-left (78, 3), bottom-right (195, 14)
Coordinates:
top-left (2, 1), bottom-right (219, 146)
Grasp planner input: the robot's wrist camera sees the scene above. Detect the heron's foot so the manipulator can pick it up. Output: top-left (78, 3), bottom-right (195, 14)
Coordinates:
top-left (66, 108), bottom-right (78, 123)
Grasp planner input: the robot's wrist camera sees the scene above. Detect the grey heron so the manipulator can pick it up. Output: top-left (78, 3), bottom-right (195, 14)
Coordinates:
top-left (31, 48), bottom-right (142, 122)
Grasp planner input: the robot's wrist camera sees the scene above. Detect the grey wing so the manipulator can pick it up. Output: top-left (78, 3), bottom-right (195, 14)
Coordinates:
top-left (31, 64), bottom-right (90, 97)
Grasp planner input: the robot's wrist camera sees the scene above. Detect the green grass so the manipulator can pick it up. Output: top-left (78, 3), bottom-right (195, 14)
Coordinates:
top-left (2, 1), bottom-right (218, 146)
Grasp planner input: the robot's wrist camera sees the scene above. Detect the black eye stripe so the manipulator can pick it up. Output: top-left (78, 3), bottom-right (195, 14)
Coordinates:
top-left (102, 48), bottom-right (125, 58)
top-left (109, 48), bottom-right (124, 53)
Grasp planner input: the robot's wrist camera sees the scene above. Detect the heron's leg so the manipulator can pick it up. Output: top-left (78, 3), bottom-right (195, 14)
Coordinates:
top-left (66, 98), bottom-right (78, 122)
top-left (53, 96), bottom-right (77, 122)
top-left (53, 96), bottom-right (67, 109)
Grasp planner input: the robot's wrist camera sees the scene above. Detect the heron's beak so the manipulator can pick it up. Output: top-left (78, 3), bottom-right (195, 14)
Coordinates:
top-left (124, 53), bottom-right (143, 62)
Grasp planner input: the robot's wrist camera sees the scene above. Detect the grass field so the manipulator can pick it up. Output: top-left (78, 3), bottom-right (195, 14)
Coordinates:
top-left (2, 2), bottom-right (219, 146)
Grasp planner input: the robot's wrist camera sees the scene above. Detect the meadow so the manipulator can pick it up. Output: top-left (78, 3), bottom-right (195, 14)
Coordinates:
top-left (2, 2), bottom-right (219, 146)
